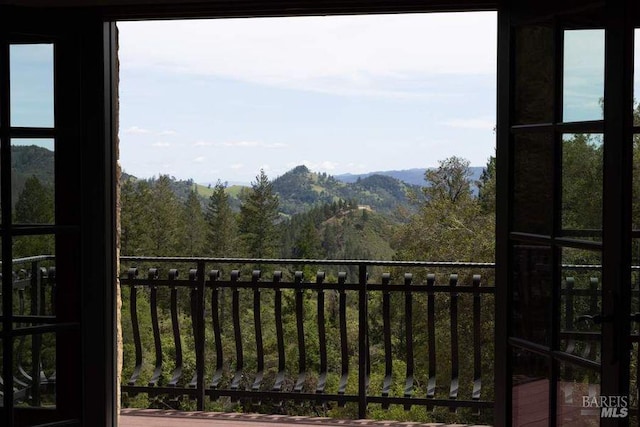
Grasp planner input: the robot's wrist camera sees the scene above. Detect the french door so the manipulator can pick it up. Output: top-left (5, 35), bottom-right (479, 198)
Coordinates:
top-left (498, 0), bottom-right (637, 426)
top-left (0, 8), bottom-right (118, 427)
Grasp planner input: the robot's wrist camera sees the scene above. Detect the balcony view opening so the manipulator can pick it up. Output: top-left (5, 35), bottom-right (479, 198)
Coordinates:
top-left (116, 13), bottom-right (499, 425)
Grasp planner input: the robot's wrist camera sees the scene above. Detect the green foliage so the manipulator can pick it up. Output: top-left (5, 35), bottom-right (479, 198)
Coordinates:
top-left (271, 165), bottom-right (417, 216)
top-left (204, 180), bottom-right (238, 257)
top-left (13, 176), bottom-right (55, 257)
top-left (120, 178), bottom-right (154, 256)
top-left (181, 190), bottom-right (207, 256)
top-left (395, 156), bottom-right (494, 263)
top-left (14, 175), bottom-right (54, 224)
top-left (562, 133), bottom-right (603, 231)
top-left (238, 170), bottom-right (280, 258)
top-left (478, 153), bottom-right (496, 214)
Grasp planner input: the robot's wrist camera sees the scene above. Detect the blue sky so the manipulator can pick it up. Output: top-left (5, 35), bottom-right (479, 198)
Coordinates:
top-left (9, 14), bottom-right (623, 185)
top-left (117, 13), bottom-right (498, 184)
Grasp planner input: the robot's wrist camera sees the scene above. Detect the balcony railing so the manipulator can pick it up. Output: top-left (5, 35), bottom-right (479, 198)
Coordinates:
top-left (0, 255), bottom-right (619, 422)
top-left (0, 255), bottom-right (57, 406)
top-left (119, 256), bottom-right (496, 419)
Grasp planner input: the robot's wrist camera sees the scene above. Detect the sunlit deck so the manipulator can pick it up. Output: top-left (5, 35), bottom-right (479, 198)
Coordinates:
top-left (119, 409), bottom-right (491, 427)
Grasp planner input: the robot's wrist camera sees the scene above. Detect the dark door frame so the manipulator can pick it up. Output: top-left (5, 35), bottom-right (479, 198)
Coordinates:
top-left (496, 1), bottom-right (637, 426)
top-left (0, 8), bottom-right (118, 427)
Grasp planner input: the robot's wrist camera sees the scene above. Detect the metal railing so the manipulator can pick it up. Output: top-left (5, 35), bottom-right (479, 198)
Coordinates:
top-left (119, 257), bottom-right (496, 418)
top-left (0, 255), bottom-right (57, 406)
top-left (0, 255), bottom-right (621, 419)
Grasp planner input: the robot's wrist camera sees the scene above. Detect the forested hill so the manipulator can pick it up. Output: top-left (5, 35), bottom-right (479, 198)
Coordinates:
top-left (336, 166), bottom-right (485, 193)
top-left (11, 145), bottom-right (55, 208)
top-left (271, 165), bottom-right (417, 216)
top-left (145, 164), bottom-right (420, 217)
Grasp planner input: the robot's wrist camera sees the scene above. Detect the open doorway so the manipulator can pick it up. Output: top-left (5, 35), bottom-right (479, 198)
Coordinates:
top-left (115, 13), bottom-right (497, 425)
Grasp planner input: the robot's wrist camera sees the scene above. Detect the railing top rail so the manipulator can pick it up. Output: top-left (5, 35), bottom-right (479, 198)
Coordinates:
top-left (120, 256), bottom-right (496, 268)
top-left (0, 255), bottom-right (55, 265)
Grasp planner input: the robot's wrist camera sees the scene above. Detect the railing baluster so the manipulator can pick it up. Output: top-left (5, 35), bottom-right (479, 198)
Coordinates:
top-left (584, 277), bottom-right (599, 361)
top-left (294, 271), bottom-right (306, 393)
top-left (272, 271), bottom-right (286, 393)
top-left (189, 269), bottom-right (199, 388)
top-left (126, 268), bottom-right (142, 387)
top-left (427, 273), bottom-right (436, 405)
top-left (195, 262), bottom-right (206, 411)
top-left (337, 272), bottom-right (349, 405)
top-left (316, 271), bottom-right (327, 394)
top-left (472, 275), bottom-right (482, 402)
top-left (449, 273), bottom-right (459, 410)
top-left (564, 277), bottom-right (576, 355)
top-left (48, 267), bottom-right (56, 316)
top-left (148, 268), bottom-right (162, 388)
top-left (16, 272), bottom-right (30, 387)
top-left (167, 269), bottom-right (183, 387)
top-left (404, 273), bottom-right (414, 410)
top-left (358, 263), bottom-right (368, 419)
top-left (30, 260), bottom-right (42, 407)
top-left (230, 270), bottom-right (244, 394)
top-left (252, 270), bottom-right (264, 392)
top-left (381, 273), bottom-right (392, 409)
top-left (210, 270), bottom-right (223, 389)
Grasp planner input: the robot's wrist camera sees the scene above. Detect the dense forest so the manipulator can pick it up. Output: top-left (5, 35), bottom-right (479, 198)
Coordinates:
top-left (117, 157), bottom-right (494, 264)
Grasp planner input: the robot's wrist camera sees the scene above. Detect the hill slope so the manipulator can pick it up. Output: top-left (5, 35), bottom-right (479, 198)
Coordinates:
top-left (271, 165), bottom-right (417, 216)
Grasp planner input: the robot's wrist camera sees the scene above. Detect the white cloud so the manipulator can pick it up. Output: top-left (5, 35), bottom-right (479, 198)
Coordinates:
top-left (124, 126), bottom-right (179, 137)
top-left (194, 156), bottom-right (206, 163)
top-left (443, 118), bottom-right (495, 130)
top-left (292, 160), bottom-right (339, 171)
top-left (230, 163), bottom-right (244, 169)
top-left (124, 126), bottom-right (152, 134)
top-left (194, 140), bottom-right (287, 148)
top-left (151, 142), bottom-right (171, 147)
top-left (118, 13), bottom-right (496, 98)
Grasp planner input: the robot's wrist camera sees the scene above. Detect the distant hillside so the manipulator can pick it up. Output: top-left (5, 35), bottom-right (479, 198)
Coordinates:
top-left (336, 166), bottom-right (485, 190)
top-left (12, 145), bottom-right (55, 208)
top-left (121, 163), bottom-right (486, 220)
top-left (271, 165), bottom-right (417, 216)
top-left (280, 199), bottom-right (397, 261)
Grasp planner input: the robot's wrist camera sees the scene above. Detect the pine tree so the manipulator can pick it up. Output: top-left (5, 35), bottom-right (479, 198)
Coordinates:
top-left (395, 156), bottom-right (493, 262)
top-left (14, 175), bottom-right (54, 224)
top-left (181, 189), bottom-right (206, 256)
top-left (204, 180), bottom-right (237, 257)
top-left (148, 175), bottom-right (181, 256)
top-left (478, 154), bottom-right (496, 214)
top-left (238, 169), bottom-right (280, 258)
top-left (13, 175), bottom-right (54, 257)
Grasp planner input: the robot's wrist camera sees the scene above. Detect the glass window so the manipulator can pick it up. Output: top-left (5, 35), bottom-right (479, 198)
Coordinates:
top-left (563, 30), bottom-right (604, 123)
top-left (10, 44), bottom-right (54, 128)
top-left (512, 350), bottom-right (550, 426)
top-left (562, 133), bottom-right (602, 236)
top-left (560, 248), bottom-right (601, 361)
top-left (512, 244), bottom-right (552, 346)
top-left (514, 25), bottom-right (554, 125)
top-left (11, 139), bottom-right (55, 225)
top-left (513, 132), bottom-right (554, 235)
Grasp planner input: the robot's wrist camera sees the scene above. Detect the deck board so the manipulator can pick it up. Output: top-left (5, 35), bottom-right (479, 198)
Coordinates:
top-left (119, 409), bottom-right (491, 427)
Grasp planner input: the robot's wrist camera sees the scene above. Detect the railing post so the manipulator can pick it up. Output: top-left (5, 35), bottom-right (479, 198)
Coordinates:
top-left (358, 263), bottom-right (368, 419)
top-left (30, 260), bottom-right (41, 407)
top-left (196, 261), bottom-right (206, 411)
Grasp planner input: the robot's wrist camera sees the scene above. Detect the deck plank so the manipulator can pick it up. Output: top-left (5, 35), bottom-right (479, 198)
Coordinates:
top-left (120, 409), bottom-right (491, 427)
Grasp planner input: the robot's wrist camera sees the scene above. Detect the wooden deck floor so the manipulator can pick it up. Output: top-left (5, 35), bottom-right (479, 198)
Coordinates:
top-left (119, 409), bottom-right (490, 427)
